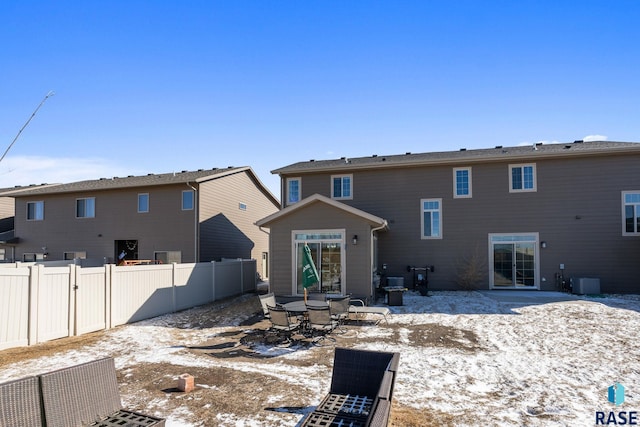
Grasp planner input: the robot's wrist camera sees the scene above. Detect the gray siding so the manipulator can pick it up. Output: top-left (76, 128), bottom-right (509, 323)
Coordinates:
top-left (199, 170), bottom-right (278, 276)
top-left (282, 153), bottom-right (640, 293)
top-left (267, 201), bottom-right (376, 297)
top-left (14, 185), bottom-right (196, 262)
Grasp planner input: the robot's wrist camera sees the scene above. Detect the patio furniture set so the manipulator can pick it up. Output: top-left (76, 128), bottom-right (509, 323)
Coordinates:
top-left (259, 293), bottom-right (349, 343)
top-left (301, 347), bottom-right (400, 427)
top-left (0, 357), bottom-right (165, 427)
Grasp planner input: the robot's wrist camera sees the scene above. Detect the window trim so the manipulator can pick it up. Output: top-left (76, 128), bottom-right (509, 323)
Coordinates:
top-left (509, 163), bottom-right (537, 193)
top-left (26, 200), bottom-right (44, 221)
top-left (76, 197), bottom-right (96, 218)
top-left (182, 190), bottom-right (194, 211)
top-left (286, 177), bottom-right (301, 205)
top-left (331, 174), bottom-right (353, 200)
top-left (138, 193), bottom-right (149, 213)
top-left (453, 167), bottom-right (472, 198)
top-left (421, 198), bottom-right (442, 239)
top-left (622, 191), bottom-right (640, 236)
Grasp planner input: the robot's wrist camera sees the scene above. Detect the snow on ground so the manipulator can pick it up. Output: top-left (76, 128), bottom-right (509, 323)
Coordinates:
top-left (2, 290), bottom-right (639, 426)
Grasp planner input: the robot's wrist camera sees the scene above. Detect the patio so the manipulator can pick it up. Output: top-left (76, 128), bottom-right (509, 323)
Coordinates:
top-left (1, 291), bottom-right (639, 426)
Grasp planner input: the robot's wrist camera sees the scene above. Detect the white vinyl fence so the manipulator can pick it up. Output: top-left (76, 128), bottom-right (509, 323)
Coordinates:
top-left (0, 259), bottom-right (256, 351)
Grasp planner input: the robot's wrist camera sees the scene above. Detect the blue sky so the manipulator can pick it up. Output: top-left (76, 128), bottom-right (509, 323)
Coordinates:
top-left (1, 1), bottom-right (638, 197)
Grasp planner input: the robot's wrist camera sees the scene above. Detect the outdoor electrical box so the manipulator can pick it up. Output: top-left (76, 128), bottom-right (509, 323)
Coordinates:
top-left (571, 278), bottom-right (600, 295)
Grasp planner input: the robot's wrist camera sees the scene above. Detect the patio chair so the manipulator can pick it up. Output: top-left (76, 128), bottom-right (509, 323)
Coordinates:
top-left (0, 376), bottom-right (44, 427)
top-left (267, 305), bottom-right (301, 343)
top-left (307, 292), bottom-right (327, 301)
top-left (328, 295), bottom-right (350, 332)
top-left (306, 305), bottom-right (339, 344)
top-left (259, 292), bottom-right (276, 319)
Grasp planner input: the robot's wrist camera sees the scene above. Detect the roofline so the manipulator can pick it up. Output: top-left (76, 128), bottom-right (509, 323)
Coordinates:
top-left (271, 141), bottom-right (640, 175)
top-left (256, 193), bottom-right (387, 228)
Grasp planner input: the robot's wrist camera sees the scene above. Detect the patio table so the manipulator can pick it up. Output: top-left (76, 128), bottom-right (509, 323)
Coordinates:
top-left (282, 300), bottom-right (328, 314)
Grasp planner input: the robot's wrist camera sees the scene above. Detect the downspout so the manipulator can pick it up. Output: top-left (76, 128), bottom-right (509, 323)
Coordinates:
top-left (370, 220), bottom-right (388, 299)
top-left (187, 182), bottom-right (198, 262)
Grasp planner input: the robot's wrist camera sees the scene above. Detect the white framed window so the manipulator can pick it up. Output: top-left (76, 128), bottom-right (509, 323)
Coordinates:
top-left (76, 197), bottom-right (95, 218)
top-left (27, 201), bottom-right (44, 221)
top-left (239, 202), bottom-right (247, 211)
top-left (509, 164), bottom-right (536, 192)
top-left (331, 174), bottom-right (352, 200)
top-left (421, 198), bottom-right (442, 239)
top-left (623, 191), bottom-right (640, 235)
top-left (453, 167), bottom-right (472, 198)
top-left (138, 193), bottom-right (149, 213)
top-left (182, 190), bottom-right (194, 210)
top-left (286, 177), bottom-right (301, 205)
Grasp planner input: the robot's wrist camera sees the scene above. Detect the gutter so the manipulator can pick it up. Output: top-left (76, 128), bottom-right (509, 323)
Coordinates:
top-left (186, 182), bottom-right (198, 262)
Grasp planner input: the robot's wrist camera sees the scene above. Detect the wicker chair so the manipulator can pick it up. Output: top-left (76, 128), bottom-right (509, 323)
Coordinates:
top-left (0, 376), bottom-right (44, 427)
top-left (301, 347), bottom-right (400, 427)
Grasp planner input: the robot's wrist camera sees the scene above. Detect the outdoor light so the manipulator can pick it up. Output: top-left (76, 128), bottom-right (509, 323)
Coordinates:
top-left (541, 241), bottom-right (547, 249)
top-left (352, 235), bottom-right (358, 245)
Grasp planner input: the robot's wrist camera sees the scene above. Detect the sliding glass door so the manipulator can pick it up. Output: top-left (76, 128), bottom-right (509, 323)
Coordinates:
top-left (294, 230), bottom-right (345, 295)
top-left (490, 234), bottom-right (539, 289)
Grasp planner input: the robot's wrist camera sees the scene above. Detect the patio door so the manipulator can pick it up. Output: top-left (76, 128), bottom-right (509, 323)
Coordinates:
top-left (293, 230), bottom-right (345, 295)
top-left (489, 234), bottom-right (539, 289)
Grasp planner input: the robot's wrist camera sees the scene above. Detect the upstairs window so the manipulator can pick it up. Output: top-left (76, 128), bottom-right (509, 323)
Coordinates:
top-left (182, 190), bottom-right (194, 210)
top-left (510, 164), bottom-right (536, 192)
top-left (453, 167), bottom-right (472, 198)
top-left (623, 191), bottom-right (640, 235)
top-left (76, 197), bottom-right (95, 218)
top-left (331, 175), bottom-right (352, 200)
top-left (27, 201), bottom-right (44, 221)
top-left (421, 198), bottom-right (442, 239)
top-left (138, 193), bottom-right (149, 213)
top-left (287, 177), bottom-right (301, 205)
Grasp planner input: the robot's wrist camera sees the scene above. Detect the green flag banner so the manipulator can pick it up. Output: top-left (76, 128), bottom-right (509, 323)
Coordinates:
top-left (302, 244), bottom-right (320, 289)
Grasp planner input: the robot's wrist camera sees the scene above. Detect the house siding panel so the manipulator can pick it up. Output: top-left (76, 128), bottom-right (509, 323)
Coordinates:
top-left (199, 170), bottom-right (278, 277)
top-left (280, 150), bottom-right (640, 293)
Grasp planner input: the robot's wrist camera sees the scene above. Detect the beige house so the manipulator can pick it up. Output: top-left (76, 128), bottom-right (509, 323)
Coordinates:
top-left (3, 167), bottom-right (279, 277)
top-left (259, 140), bottom-right (640, 298)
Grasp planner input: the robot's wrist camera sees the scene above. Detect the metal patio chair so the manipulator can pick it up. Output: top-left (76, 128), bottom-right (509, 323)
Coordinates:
top-left (328, 295), bottom-right (351, 332)
top-left (259, 292), bottom-right (276, 319)
top-left (306, 304), bottom-right (339, 344)
top-left (267, 305), bottom-right (301, 343)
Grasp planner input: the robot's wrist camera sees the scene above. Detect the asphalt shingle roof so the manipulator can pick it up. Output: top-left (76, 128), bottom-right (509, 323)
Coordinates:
top-left (272, 140), bottom-right (640, 174)
top-left (1, 167), bottom-right (250, 197)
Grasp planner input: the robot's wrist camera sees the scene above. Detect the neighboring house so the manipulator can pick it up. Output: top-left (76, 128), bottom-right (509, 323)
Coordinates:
top-left (3, 167), bottom-right (279, 277)
top-left (257, 140), bottom-right (640, 298)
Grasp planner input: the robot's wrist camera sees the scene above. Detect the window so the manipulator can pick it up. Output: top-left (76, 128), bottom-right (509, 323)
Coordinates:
top-left (182, 190), bottom-right (194, 210)
top-left (421, 198), bottom-right (442, 239)
top-left (23, 253), bottom-right (37, 262)
top-left (331, 175), bottom-right (352, 199)
top-left (623, 191), bottom-right (640, 235)
top-left (239, 202), bottom-right (247, 211)
top-left (27, 201), bottom-right (44, 221)
top-left (509, 164), bottom-right (536, 192)
top-left (64, 251), bottom-right (86, 260)
top-left (155, 251), bottom-right (182, 264)
top-left (76, 198), bottom-right (95, 218)
top-left (286, 177), bottom-right (301, 205)
top-left (453, 167), bottom-right (472, 198)
top-left (138, 193), bottom-right (149, 213)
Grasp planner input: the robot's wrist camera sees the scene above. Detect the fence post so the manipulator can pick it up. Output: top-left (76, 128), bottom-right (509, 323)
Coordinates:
top-left (68, 264), bottom-right (76, 337)
top-left (27, 265), bottom-right (40, 345)
top-left (239, 260), bottom-right (243, 293)
top-left (211, 261), bottom-right (216, 302)
top-left (172, 263), bottom-right (177, 312)
top-left (106, 264), bottom-right (113, 329)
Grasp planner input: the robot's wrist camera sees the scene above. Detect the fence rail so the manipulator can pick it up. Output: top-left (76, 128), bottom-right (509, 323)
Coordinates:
top-left (0, 259), bottom-right (256, 351)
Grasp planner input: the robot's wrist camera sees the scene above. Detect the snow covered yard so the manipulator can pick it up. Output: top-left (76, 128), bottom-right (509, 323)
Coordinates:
top-left (1, 290), bottom-right (639, 426)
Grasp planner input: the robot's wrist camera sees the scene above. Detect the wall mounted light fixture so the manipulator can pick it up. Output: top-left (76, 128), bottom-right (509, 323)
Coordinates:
top-left (541, 241), bottom-right (547, 249)
top-left (352, 235), bottom-right (358, 245)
